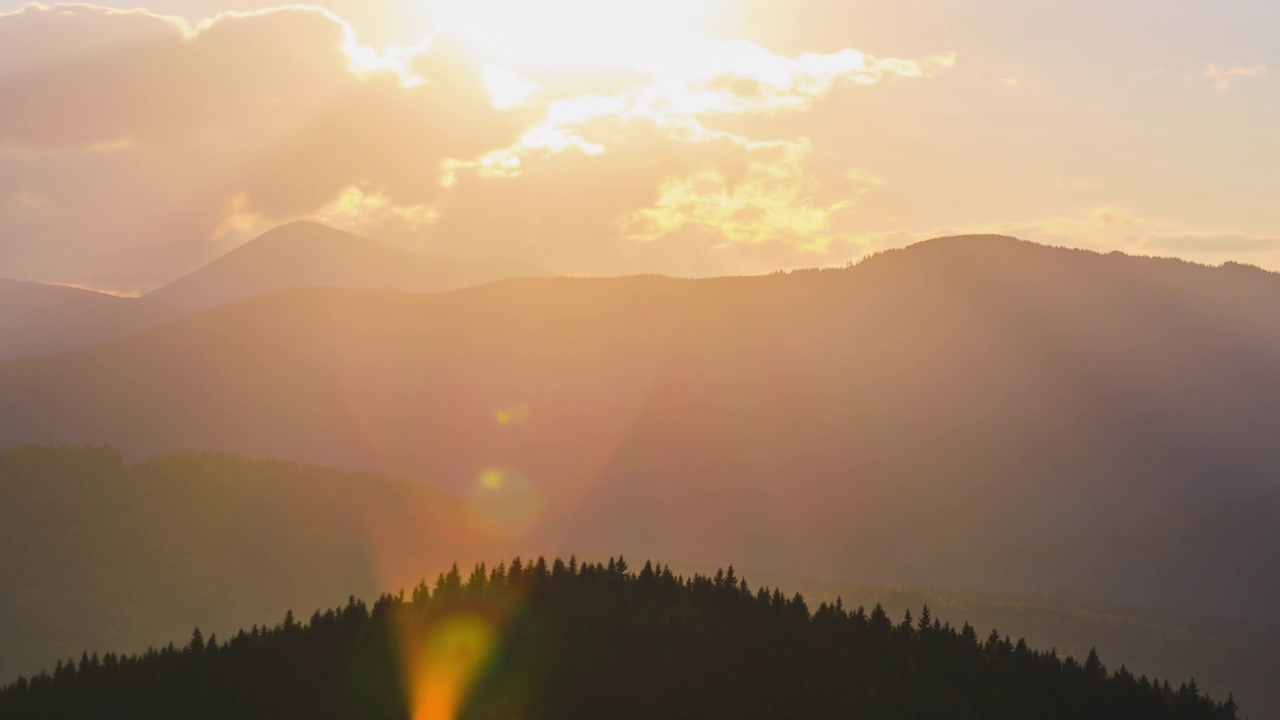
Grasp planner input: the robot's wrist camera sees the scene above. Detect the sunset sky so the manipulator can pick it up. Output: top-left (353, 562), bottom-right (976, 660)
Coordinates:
top-left (1, 0), bottom-right (1276, 293)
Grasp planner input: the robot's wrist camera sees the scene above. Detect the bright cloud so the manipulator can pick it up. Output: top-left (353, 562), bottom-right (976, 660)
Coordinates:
top-left (0, 3), bottom-right (515, 287)
top-left (481, 64), bottom-right (540, 110)
top-left (619, 139), bottom-right (847, 247)
top-left (3, 0), bottom-right (1278, 289)
top-left (1202, 62), bottom-right (1267, 91)
top-left (0, 2), bottom-right (954, 289)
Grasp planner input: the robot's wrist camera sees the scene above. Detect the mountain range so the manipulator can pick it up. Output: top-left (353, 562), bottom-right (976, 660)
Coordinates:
top-left (3, 228), bottom-right (1278, 714)
top-left (1, 234), bottom-right (1276, 618)
top-left (0, 221), bottom-right (552, 360)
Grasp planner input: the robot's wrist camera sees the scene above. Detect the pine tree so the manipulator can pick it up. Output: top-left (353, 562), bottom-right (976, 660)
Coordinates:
top-left (187, 628), bottom-right (205, 655)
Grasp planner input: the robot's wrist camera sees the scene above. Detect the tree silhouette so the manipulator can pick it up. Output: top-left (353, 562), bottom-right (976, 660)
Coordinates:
top-left (0, 556), bottom-right (1239, 720)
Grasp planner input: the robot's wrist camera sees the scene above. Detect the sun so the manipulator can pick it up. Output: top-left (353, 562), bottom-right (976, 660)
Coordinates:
top-left (434, 0), bottom-right (729, 73)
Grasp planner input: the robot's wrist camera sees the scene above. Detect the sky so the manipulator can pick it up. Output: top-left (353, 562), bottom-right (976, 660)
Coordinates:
top-left (0, 0), bottom-right (1276, 293)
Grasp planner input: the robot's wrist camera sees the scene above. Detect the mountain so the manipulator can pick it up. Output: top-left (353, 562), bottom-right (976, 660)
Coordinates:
top-left (139, 221), bottom-right (554, 314)
top-left (0, 555), bottom-right (1239, 720)
top-left (0, 279), bottom-right (162, 360)
top-left (0, 222), bottom-right (553, 360)
top-left (0, 445), bottom-right (483, 687)
top-left (0, 235), bottom-right (1278, 624)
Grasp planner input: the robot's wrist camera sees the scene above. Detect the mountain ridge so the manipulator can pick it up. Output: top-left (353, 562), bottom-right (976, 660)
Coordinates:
top-left (2, 235), bottom-right (1277, 623)
top-left (0, 221), bottom-right (555, 360)
top-left (140, 221), bottom-right (555, 314)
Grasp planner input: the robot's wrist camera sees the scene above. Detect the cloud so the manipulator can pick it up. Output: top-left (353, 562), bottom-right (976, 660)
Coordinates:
top-left (668, 45), bottom-right (956, 116)
top-left (844, 168), bottom-right (885, 196)
top-left (0, 3), bottom-right (516, 287)
top-left (1091, 205), bottom-right (1139, 227)
top-left (413, 116), bottom-right (835, 275)
top-left (619, 139), bottom-right (846, 247)
top-left (0, 3), bottom-right (953, 289)
top-left (1202, 62), bottom-right (1267, 91)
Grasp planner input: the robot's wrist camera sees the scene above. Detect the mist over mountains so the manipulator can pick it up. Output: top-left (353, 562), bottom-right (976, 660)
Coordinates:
top-left (3, 226), bottom-right (1278, 715)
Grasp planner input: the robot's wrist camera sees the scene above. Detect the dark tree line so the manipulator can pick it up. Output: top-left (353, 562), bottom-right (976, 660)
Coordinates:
top-left (0, 557), bottom-right (1239, 720)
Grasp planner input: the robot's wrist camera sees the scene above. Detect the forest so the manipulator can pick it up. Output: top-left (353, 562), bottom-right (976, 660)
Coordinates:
top-left (0, 556), bottom-right (1238, 720)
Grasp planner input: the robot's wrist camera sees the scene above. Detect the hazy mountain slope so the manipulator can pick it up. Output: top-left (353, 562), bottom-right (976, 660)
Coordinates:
top-left (0, 222), bottom-right (552, 361)
top-left (0, 279), bottom-right (162, 360)
top-left (0, 445), bottom-right (482, 686)
top-left (1, 236), bottom-right (1278, 620)
top-left (140, 221), bottom-right (554, 314)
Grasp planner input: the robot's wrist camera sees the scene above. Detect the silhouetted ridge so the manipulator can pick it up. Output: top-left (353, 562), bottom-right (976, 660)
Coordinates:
top-left (0, 279), bottom-right (160, 360)
top-left (210, 222), bottom-right (422, 266)
top-left (900, 233), bottom-right (1034, 253)
top-left (246, 220), bottom-right (357, 244)
top-left (0, 278), bottom-right (129, 302)
top-left (0, 221), bottom-right (553, 360)
top-left (856, 233), bottom-right (1276, 278)
top-left (0, 556), bottom-right (1238, 720)
top-left (140, 221), bottom-right (553, 313)
top-left (212, 222), bottom-right (374, 265)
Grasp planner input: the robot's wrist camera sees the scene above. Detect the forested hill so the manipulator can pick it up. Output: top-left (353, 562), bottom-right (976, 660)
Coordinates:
top-left (0, 558), bottom-right (1238, 720)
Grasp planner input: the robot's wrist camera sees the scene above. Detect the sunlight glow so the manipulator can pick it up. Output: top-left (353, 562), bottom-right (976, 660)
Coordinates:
top-left (430, 2), bottom-right (952, 209)
top-left (481, 64), bottom-right (540, 109)
top-left (436, 0), bottom-right (727, 73)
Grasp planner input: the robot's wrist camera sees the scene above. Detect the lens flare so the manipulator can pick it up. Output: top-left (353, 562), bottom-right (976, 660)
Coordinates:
top-left (466, 467), bottom-right (543, 538)
top-left (494, 402), bottom-right (531, 426)
top-left (407, 614), bottom-right (498, 720)
top-left (480, 468), bottom-right (504, 490)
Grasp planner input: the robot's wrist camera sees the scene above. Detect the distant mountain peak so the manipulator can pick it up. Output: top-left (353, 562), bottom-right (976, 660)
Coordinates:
top-left (907, 233), bottom-right (1045, 254)
top-left (139, 221), bottom-right (553, 313)
top-left (223, 221), bottom-right (377, 256)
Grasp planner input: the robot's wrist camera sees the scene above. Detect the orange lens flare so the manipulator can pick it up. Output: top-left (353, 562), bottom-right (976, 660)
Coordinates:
top-left (407, 614), bottom-right (498, 720)
top-left (494, 402), bottom-right (531, 426)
